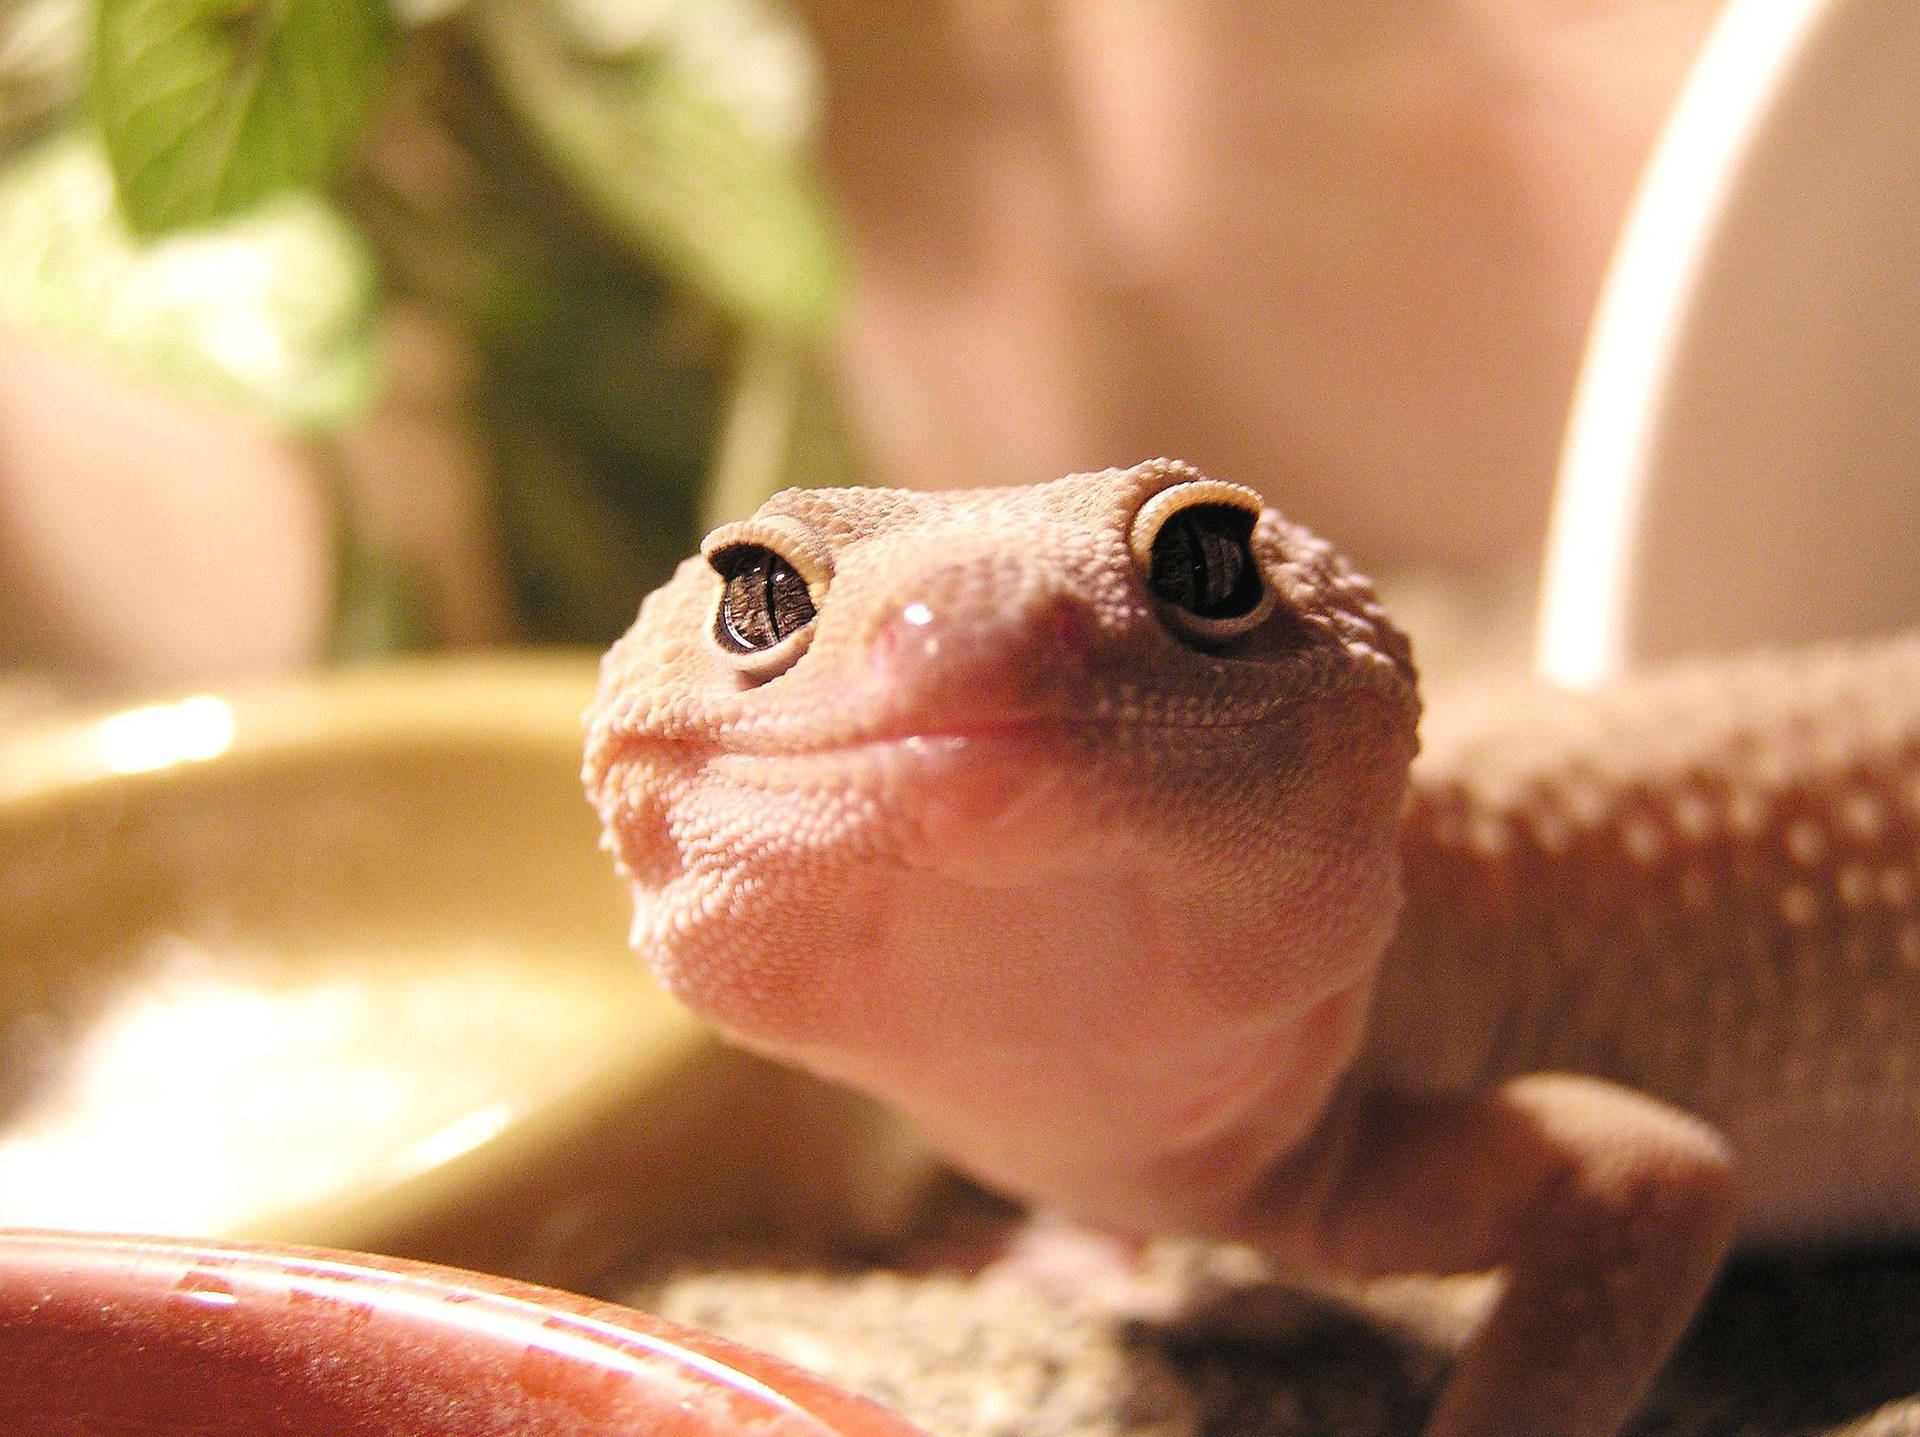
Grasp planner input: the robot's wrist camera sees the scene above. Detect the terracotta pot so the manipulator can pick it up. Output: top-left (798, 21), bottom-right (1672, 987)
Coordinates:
top-left (0, 1230), bottom-right (929, 1437)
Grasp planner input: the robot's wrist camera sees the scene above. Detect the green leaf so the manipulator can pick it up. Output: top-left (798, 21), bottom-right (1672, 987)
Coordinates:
top-left (554, 0), bottom-right (819, 151)
top-left (0, 131), bottom-right (381, 430)
top-left (473, 0), bottom-right (844, 336)
top-left (92, 0), bottom-right (396, 236)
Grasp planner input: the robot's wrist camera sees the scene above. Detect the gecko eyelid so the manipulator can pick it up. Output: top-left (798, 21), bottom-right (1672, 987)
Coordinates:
top-left (1129, 481), bottom-right (1276, 646)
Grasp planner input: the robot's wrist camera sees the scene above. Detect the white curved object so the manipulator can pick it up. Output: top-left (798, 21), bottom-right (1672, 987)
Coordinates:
top-left (1538, 0), bottom-right (1920, 687)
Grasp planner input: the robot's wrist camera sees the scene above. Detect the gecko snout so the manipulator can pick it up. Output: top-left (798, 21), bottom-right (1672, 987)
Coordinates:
top-left (865, 559), bottom-right (1101, 720)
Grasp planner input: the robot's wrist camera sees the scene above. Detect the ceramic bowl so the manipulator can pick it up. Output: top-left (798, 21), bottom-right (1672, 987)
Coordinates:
top-left (1540, 0), bottom-right (1920, 685)
top-left (0, 1229), bottom-right (929, 1437)
top-left (0, 655), bottom-right (922, 1288)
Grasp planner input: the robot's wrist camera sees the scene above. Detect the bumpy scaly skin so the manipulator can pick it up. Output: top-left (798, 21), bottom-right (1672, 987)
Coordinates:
top-left (1371, 638), bottom-right (1920, 1242)
top-left (585, 462), bottom-right (1912, 1437)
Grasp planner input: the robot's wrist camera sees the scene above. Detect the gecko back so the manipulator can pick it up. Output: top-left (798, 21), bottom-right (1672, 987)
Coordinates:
top-left (1369, 633), bottom-right (1920, 1242)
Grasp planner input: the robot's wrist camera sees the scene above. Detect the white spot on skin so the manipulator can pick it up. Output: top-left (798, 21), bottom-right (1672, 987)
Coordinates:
top-left (1879, 867), bottom-right (1915, 910)
top-left (1727, 788), bottom-right (1769, 839)
top-left (1778, 885), bottom-right (1821, 929)
top-left (1623, 818), bottom-right (1665, 867)
top-left (1752, 748), bottom-right (1793, 791)
top-left (1467, 815), bottom-right (1509, 859)
top-left (1671, 790), bottom-right (1715, 844)
top-left (1837, 865), bottom-right (1875, 913)
top-left (1839, 791), bottom-right (1886, 844)
top-left (1530, 810), bottom-right (1572, 855)
top-left (1562, 780), bottom-right (1608, 829)
top-left (1784, 820), bottom-right (1827, 869)
top-left (1898, 923), bottom-right (1920, 972)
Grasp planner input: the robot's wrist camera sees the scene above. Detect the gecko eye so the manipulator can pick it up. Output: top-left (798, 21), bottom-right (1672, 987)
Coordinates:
top-left (1150, 506), bottom-right (1262, 618)
top-left (1130, 481), bottom-right (1276, 645)
top-left (701, 517), bottom-right (833, 679)
top-left (710, 544), bottom-right (817, 656)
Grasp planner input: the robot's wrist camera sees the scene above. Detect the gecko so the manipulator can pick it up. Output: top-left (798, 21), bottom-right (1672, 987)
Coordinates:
top-left (582, 459), bottom-right (1920, 1437)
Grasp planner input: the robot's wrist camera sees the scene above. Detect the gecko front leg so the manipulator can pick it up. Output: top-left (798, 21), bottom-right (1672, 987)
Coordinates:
top-left (1250, 1074), bottom-right (1740, 1437)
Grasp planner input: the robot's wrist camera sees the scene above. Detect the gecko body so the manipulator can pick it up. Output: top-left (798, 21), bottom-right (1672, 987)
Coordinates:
top-left (584, 462), bottom-right (1920, 1437)
top-left (1380, 639), bottom-right (1920, 1244)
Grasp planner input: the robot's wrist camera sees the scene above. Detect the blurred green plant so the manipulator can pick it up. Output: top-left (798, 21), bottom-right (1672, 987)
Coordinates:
top-left (0, 131), bottom-right (379, 428)
top-left (0, 0), bottom-right (857, 653)
top-left (93, 0), bottom-right (395, 235)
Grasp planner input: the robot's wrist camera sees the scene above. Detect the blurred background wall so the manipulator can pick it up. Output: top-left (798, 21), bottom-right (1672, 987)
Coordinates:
top-left (0, 0), bottom-right (1727, 701)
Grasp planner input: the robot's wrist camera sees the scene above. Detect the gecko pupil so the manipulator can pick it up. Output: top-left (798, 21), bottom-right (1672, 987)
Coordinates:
top-left (711, 544), bottom-right (816, 652)
top-left (1148, 505), bottom-right (1263, 620)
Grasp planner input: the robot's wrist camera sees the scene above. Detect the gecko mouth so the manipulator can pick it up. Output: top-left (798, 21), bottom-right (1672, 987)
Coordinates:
top-left (744, 724), bottom-right (1081, 803)
top-left (603, 721), bottom-right (1120, 887)
top-left (607, 703), bottom-right (1296, 765)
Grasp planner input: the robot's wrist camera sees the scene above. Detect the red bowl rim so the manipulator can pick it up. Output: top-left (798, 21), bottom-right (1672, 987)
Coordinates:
top-left (0, 1228), bottom-right (928, 1437)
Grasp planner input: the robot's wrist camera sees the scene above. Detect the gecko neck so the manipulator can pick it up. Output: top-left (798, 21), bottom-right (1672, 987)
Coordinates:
top-left (722, 848), bottom-right (1387, 1236)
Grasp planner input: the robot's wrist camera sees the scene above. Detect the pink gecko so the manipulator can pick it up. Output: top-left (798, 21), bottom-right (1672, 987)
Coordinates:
top-left (585, 460), bottom-right (1920, 1437)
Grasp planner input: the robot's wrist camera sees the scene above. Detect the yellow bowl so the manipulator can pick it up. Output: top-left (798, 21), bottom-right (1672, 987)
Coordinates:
top-left (0, 654), bottom-right (922, 1289)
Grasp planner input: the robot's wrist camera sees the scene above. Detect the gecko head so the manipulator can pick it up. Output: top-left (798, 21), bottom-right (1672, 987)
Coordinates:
top-left (583, 461), bottom-right (1418, 1198)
